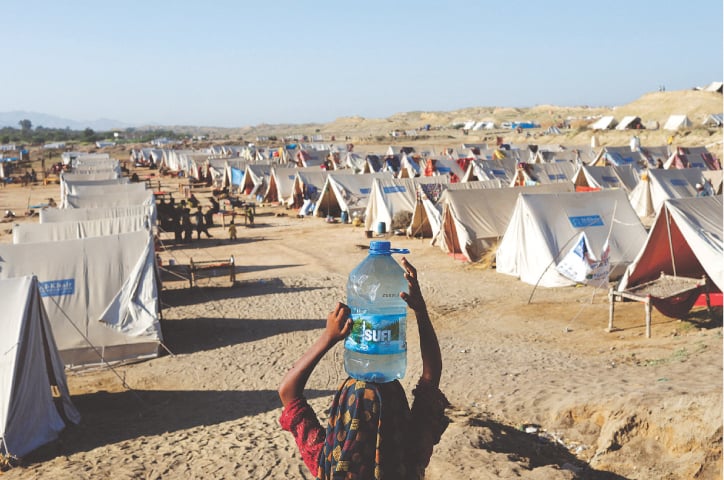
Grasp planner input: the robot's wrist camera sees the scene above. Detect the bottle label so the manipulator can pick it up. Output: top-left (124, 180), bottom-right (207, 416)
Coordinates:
top-left (345, 313), bottom-right (406, 355)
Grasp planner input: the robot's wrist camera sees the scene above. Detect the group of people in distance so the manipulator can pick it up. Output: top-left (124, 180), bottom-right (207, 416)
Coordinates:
top-left (157, 193), bottom-right (217, 243)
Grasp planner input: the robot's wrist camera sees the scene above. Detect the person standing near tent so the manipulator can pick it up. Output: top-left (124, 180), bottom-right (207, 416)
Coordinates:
top-left (181, 207), bottom-right (193, 243)
top-left (279, 258), bottom-right (449, 479)
top-left (195, 207), bottom-right (213, 239)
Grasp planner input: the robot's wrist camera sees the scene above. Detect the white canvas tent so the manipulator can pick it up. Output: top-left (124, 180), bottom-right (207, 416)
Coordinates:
top-left (62, 182), bottom-right (147, 209)
top-left (618, 195), bottom-right (723, 297)
top-left (590, 116), bottom-right (617, 130)
top-left (60, 177), bottom-right (129, 208)
top-left (364, 176), bottom-right (449, 233)
top-left (65, 189), bottom-right (154, 209)
top-left (40, 205), bottom-right (156, 225)
top-left (240, 164), bottom-right (272, 198)
top-left (463, 158), bottom-right (517, 183)
top-left (434, 183), bottom-right (574, 262)
top-left (703, 113), bottom-right (723, 127)
top-left (496, 189), bottom-right (647, 287)
top-left (510, 162), bottom-right (576, 186)
top-left (572, 165), bottom-right (639, 192)
top-left (313, 172), bottom-right (392, 218)
top-left (628, 168), bottom-right (704, 218)
top-left (13, 215), bottom-right (150, 244)
top-left (615, 116), bottom-right (643, 130)
top-left (595, 146), bottom-right (652, 171)
top-left (663, 115), bottom-right (692, 131)
top-left (664, 147), bottom-right (720, 170)
top-left (0, 276), bottom-right (80, 458)
top-left (0, 230), bottom-right (162, 367)
top-left (263, 166), bottom-right (301, 205)
top-left (60, 171), bottom-right (121, 182)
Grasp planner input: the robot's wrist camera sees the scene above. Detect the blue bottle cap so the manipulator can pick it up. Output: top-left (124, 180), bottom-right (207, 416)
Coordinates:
top-left (369, 241), bottom-right (410, 255)
top-left (369, 240), bottom-right (391, 254)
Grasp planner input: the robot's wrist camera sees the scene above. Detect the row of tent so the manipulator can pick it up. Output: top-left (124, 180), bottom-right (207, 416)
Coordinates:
top-left (1, 154), bottom-right (163, 458)
top-left (590, 113), bottom-right (723, 131)
top-left (130, 140), bottom-right (720, 195)
top-left (325, 173), bottom-right (723, 300)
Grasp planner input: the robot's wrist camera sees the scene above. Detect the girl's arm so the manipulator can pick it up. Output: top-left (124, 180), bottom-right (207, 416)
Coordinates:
top-left (399, 257), bottom-right (442, 388)
top-left (278, 302), bottom-right (352, 407)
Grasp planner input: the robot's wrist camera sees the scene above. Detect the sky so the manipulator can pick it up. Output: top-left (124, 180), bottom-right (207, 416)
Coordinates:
top-left (2, 0), bottom-right (722, 128)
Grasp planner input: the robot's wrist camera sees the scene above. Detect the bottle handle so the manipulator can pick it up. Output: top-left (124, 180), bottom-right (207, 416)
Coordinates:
top-left (390, 248), bottom-right (410, 254)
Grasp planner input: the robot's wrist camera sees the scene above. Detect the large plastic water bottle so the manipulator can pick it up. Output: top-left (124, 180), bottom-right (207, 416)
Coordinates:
top-left (344, 240), bottom-right (409, 383)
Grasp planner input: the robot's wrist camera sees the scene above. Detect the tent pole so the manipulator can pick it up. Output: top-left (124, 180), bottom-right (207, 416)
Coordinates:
top-left (664, 206), bottom-right (677, 277)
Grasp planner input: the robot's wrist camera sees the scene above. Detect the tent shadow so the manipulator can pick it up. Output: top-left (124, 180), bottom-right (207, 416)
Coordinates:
top-left (685, 306), bottom-right (723, 330)
top-left (160, 279), bottom-right (322, 308)
top-left (162, 317), bottom-right (325, 354)
top-left (236, 263), bottom-right (304, 274)
top-left (468, 417), bottom-right (628, 479)
top-left (24, 388), bottom-right (334, 463)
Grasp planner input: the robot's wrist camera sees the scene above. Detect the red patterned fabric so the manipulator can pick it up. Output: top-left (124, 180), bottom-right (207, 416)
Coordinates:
top-left (279, 397), bottom-right (326, 474)
top-left (280, 377), bottom-right (449, 479)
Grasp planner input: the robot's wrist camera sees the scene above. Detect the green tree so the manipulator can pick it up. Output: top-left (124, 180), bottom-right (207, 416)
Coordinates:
top-left (18, 119), bottom-right (32, 132)
top-left (83, 128), bottom-right (95, 141)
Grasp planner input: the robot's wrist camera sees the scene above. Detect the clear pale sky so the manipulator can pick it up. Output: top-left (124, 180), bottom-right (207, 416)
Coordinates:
top-left (2, 0), bottom-right (722, 127)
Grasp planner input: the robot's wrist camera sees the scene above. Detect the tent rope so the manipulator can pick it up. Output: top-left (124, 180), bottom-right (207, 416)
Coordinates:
top-left (44, 294), bottom-right (146, 405)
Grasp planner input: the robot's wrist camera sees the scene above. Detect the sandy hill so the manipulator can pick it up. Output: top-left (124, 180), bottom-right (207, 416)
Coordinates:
top-left (162, 88), bottom-right (719, 148)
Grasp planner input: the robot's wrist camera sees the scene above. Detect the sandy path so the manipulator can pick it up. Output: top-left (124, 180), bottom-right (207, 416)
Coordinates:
top-left (1, 186), bottom-right (721, 479)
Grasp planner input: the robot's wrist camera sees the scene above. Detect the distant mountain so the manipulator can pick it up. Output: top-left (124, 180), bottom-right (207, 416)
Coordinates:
top-left (0, 111), bottom-right (131, 131)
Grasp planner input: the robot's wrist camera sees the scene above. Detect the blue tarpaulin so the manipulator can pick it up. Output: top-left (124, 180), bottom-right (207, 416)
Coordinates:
top-left (231, 167), bottom-right (244, 186)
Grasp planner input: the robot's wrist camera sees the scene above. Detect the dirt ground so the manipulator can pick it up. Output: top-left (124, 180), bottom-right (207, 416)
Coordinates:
top-left (0, 169), bottom-right (721, 480)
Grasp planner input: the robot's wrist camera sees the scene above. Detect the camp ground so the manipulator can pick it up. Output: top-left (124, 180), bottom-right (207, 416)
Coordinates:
top-left (496, 189), bottom-right (647, 287)
top-left (0, 276), bottom-right (80, 458)
top-left (363, 176), bottom-right (449, 233)
top-left (615, 195), bottom-right (723, 328)
top-left (433, 183), bottom-right (574, 262)
top-left (628, 167), bottom-right (706, 218)
top-left (572, 165), bottom-right (639, 192)
top-left (313, 172), bottom-right (393, 219)
top-left (0, 230), bottom-right (163, 367)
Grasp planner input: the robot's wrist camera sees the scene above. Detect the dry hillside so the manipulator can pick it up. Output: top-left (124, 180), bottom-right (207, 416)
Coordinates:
top-left (149, 88), bottom-right (722, 158)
